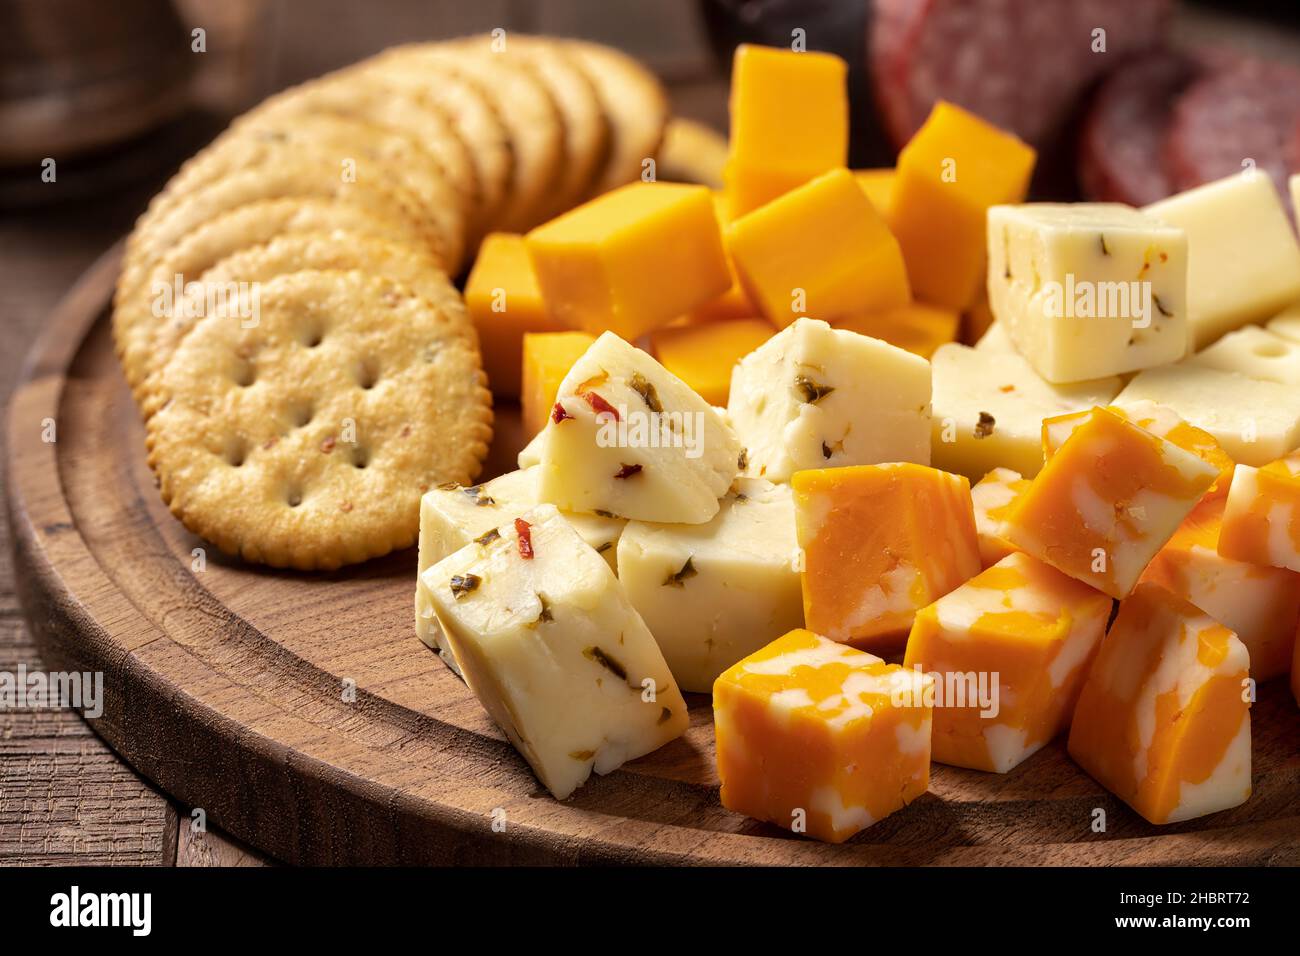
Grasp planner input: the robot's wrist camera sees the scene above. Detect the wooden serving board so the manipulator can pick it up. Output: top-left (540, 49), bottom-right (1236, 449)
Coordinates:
top-left (8, 244), bottom-right (1299, 866)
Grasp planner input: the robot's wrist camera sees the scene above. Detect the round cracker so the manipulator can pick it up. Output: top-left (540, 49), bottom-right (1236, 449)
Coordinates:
top-left (146, 269), bottom-right (493, 571)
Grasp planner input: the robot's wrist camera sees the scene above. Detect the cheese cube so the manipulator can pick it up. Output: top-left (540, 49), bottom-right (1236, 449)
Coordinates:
top-left (539, 331), bottom-right (740, 523)
top-left (854, 168), bottom-right (894, 212)
top-left (792, 463), bottom-right (981, 653)
top-left (728, 317), bottom-right (931, 483)
top-left (1141, 497), bottom-right (1300, 681)
top-left (425, 504), bottom-right (689, 800)
top-left (616, 479), bottom-right (803, 693)
top-left (727, 169), bottom-right (911, 327)
top-left (1218, 450), bottom-right (1300, 574)
top-left (930, 342), bottom-right (1122, 481)
top-left (971, 467), bottom-right (1031, 568)
top-left (1067, 583), bottom-right (1251, 825)
top-left (464, 233), bottom-right (562, 397)
top-left (906, 551), bottom-right (1111, 773)
top-left (713, 628), bottom-right (933, 843)
top-left (526, 182), bottom-right (731, 340)
top-left (1144, 172), bottom-right (1300, 348)
top-left (685, 193), bottom-right (758, 323)
top-left (973, 321), bottom-right (1017, 355)
top-left (1186, 325), bottom-right (1300, 385)
top-left (986, 203), bottom-right (1189, 383)
top-left (887, 101), bottom-right (1036, 310)
top-left (832, 300), bottom-right (959, 360)
top-left (1115, 364), bottom-right (1300, 466)
top-left (521, 331), bottom-right (595, 437)
top-left (1265, 302), bottom-right (1300, 344)
top-left (1004, 406), bottom-right (1219, 599)
top-left (724, 45), bottom-right (848, 217)
top-left (650, 318), bottom-right (774, 406)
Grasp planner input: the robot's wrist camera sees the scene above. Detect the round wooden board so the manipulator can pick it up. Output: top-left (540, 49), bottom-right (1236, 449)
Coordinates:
top-left (7, 244), bottom-right (1299, 866)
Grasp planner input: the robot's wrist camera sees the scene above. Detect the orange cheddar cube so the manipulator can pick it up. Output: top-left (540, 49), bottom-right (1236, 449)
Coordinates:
top-left (1219, 449), bottom-right (1300, 574)
top-left (727, 168), bottom-right (911, 328)
top-left (464, 233), bottom-right (563, 397)
top-left (792, 463), bottom-right (981, 654)
top-left (724, 45), bottom-right (848, 217)
top-left (684, 192), bottom-right (758, 323)
top-left (854, 167), bottom-right (894, 213)
top-left (526, 182), bottom-right (731, 340)
top-left (887, 101), bottom-right (1036, 310)
top-left (905, 551), bottom-right (1112, 773)
top-left (521, 331), bottom-right (596, 437)
top-left (1006, 406), bottom-right (1219, 599)
top-left (713, 628), bottom-right (933, 843)
top-left (1141, 497), bottom-right (1300, 682)
top-left (970, 467), bottom-right (1031, 568)
top-left (1068, 583), bottom-right (1252, 824)
top-left (650, 318), bottom-right (774, 406)
top-left (832, 300), bottom-right (959, 360)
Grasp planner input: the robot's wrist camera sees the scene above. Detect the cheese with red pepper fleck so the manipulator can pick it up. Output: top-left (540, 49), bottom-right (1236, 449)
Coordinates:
top-left (425, 504), bottom-right (688, 800)
top-left (1068, 583), bottom-right (1251, 825)
top-left (970, 467), bottom-right (1031, 568)
top-left (1005, 406), bottom-right (1219, 599)
top-left (905, 551), bottom-right (1111, 773)
top-left (1218, 449), bottom-right (1300, 574)
top-left (792, 463), bottom-right (981, 654)
top-left (713, 628), bottom-right (933, 843)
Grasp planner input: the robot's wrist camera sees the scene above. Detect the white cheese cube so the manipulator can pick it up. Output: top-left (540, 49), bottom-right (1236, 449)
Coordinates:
top-left (1186, 326), bottom-right (1300, 385)
top-left (1265, 301), bottom-right (1300, 345)
top-left (616, 479), bottom-right (803, 693)
top-left (424, 504), bottom-right (689, 800)
top-left (987, 203), bottom-right (1189, 383)
top-left (1145, 172), bottom-right (1300, 348)
top-left (539, 332), bottom-right (739, 524)
top-left (727, 316), bottom-right (931, 483)
top-left (974, 322), bottom-right (1018, 355)
top-left (1116, 364), bottom-right (1300, 466)
top-left (516, 429), bottom-right (545, 468)
top-left (930, 342), bottom-right (1122, 480)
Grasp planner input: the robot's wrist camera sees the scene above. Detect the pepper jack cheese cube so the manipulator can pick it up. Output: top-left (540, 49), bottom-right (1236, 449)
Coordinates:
top-left (792, 463), bottom-right (981, 653)
top-left (986, 203), bottom-right (1189, 383)
top-left (1068, 583), bottom-right (1251, 825)
top-left (724, 45), bottom-right (849, 217)
top-left (521, 331), bottom-right (596, 437)
top-left (726, 169), bottom-right (911, 327)
top-left (713, 629), bottom-right (933, 843)
top-left (929, 342), bottom-right (1122, 481)
top-left (728, 317), bottom-right (931, 483)
top-left (970, 467), bottom-right (1031, 568)
top-left (617, 479), bottom-right (802, 693)
top-left (1186, 325), bottom-right (1300, 385)
top-left (1145, 172), bottom-right (1300, 348)
top-left (1005, 406), bottom-right (1219, 599)
top-left (832, 300), bottom-right (959, 360)
top-left (905, 551), bottom-right (1111, 773)
top-left (1218, 450), bottom-right (1300, 574)
top-left (426, 504), bottom-right (689, 800)
top-left (526, 182), bottom-right (731, 340)
top-left (539, 331), bottom-right (740, 523)
top-left (887, 101), bottom-right (1036, 311)
top-left (1141, 497), bottom-right (1300, 681)
top-left (650, 318), bottom-right (774, 406)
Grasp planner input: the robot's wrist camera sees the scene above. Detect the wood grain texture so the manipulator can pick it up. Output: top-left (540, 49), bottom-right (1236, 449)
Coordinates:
top-left (7, 244), bottom-right (1298, 865)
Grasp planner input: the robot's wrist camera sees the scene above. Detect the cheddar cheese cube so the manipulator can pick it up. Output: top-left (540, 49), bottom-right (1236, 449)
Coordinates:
top-left (724, 45), bottom-right (848, 217)
top-left (464, 233), bottom-right (562, 397)
top-left (1004, 406), bottom-right (1219, 599)
top-left (1068, 583), bottom-right (1252, 825)
top-left (832, 300), bottom-right (958, 360)
top-left (970, 467), bottom-right (1031, 568)
top-left (1218, 450), bottom-right (1300, 574)
top-left (713, 628), bottom-right (933, 843)
top-left (986, 203), bottom-right (1190, 383)
top-left (526, 182), bottom-right (731, 340)
top-left (727, 168), bottom-right (911, 327)
top-left (539, 331), bottom-right (740, 523)
top-left (1186, 325), bottom-right (1300, 385)
top-left (650, 318), bottom-right (774, 406)
top-left (521, 331), bottom-right (596, 437)
top-left (729, 317), bottom-right (931, 483)
top-left (1265, 301), bottom-right (1300, 344)
top-left (853, 167), bottom-right (894, 212)
top-left (684, 193), bottom-right (758, 323)
top-left (1145, 171), bottom-right (1300, 348)
top-left (792, 463), bottom-right (981, 653)
top-left (426, 505), bottom-right (689, 800)
top-left (887, 101), bottom-right (1036, 310)
top-left (905, 551), bottom-right (1111, 773)
top-left (617, 479), bottom-right (803, 693)
top-left (929, 342), bottom-right (1122, 481)
top-left (1141, 497), bottom-right (1300, 681)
